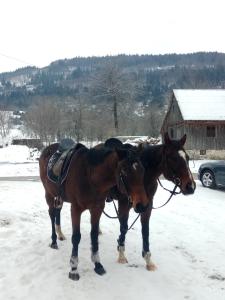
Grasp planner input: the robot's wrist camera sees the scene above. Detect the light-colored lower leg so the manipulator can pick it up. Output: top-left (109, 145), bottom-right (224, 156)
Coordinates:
top-left (143, 252), bottom-right (157, 271)
top-left (55, 225), bottom-right (66, 240)
top-left (70, 256), bottom-right (79, 276)
top-left (117, 246), bottom-right (128, 264)
top-left (91, 251), bottom-right (100, 263)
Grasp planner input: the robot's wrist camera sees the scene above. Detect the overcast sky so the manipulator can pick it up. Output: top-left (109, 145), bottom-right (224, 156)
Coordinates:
top-left (0, 0), bottom-right (225, 73)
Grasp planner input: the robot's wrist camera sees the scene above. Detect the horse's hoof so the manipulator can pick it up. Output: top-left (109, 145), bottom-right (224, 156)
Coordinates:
top-left (59, 236), bottom-right (66, 241)
top-left (117, 257), bottom-right (128, 264)
top-left (146, 263), bottom-right (157, 271)
top-left (94, 262), bottom-right (106, 275)
top-left (50, 243), bottom-right (58, 249)
top-left (69, 272), bottom-right (80, 281)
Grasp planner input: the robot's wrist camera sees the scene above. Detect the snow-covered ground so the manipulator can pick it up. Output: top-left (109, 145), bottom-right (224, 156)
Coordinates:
top-left (0, 145), bottom-right (225, 300)
top-left (0, 180), bottom-right (225, 300)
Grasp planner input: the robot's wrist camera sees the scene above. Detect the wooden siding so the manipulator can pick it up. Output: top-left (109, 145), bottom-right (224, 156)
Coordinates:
top-left (183, 124), bottom-right (225, 150)
top-left (161, 92), bottom-right (225, 150)
top-left (161, 95), bottom-right (183, 137)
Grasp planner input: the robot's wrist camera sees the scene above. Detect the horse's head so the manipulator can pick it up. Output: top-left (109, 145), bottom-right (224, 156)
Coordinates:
top-left (115, 148), bottom-right (149, 213)
top-left (162, 133), bottom-right (196, 195)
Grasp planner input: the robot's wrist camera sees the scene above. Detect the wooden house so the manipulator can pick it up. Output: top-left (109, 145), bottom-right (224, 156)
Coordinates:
top-left (161, 89), bottom-right (225, 157)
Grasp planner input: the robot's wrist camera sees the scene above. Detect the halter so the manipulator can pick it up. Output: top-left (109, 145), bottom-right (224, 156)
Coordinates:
top-left (152, 147), bottom-right (192, 209)
top-left (118, 172), bottom-right (132, 205)
top-left (162, 146), bottom-right (191, 188)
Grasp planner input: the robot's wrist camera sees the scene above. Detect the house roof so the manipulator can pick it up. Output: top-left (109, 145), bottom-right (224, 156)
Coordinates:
top-left (173, 89), bottom-right (225, 121)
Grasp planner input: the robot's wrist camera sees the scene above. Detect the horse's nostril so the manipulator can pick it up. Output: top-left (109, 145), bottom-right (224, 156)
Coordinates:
top-left (185, 182), bottom-right (195, 194)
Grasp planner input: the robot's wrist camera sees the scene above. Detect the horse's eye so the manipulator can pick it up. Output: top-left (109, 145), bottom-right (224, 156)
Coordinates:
top-left (132, 162), bottom-right (139, 170)
top-left (121, 169), bottom-right (127, 176)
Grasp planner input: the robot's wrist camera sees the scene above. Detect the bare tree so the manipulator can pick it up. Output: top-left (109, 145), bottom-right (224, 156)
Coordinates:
top-left (24, 98), bottom-right (62, 144)
top-left (90, 63), bottom-right (132, 135)
top-left (141, 104), bottom-right (165, 137)
top-left (61, 97), bottom-right (84, 142)
top-left (0, 109), bottom-right (12, 144)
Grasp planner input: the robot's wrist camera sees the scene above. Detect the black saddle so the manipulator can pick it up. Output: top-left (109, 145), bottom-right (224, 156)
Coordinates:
top-left (47, 138), bottom-right (77, 184)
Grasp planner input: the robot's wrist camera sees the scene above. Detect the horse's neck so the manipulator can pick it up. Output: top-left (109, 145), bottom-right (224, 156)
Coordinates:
top-left (90, 156), bottom-right (117, 193)
top-left (141, 145), bottom-right (164, 179)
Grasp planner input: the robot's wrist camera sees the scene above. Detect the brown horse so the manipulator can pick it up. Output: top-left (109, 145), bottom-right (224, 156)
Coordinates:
top-left (107, 133), bottom-right (196, 271)
top-left (39, 143), bottom-right (148, 280)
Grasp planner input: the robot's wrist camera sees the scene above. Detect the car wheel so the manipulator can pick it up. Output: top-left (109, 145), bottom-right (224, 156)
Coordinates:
top-left (200, 170), bottom-right (216, 188)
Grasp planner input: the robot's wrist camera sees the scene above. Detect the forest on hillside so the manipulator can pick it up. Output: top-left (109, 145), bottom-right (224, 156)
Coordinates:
top-left (0, 52), bottom-right (225, 141)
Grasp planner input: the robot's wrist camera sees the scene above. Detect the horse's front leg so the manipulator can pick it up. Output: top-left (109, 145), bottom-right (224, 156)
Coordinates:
top-left (141, 205), bottom-right (157, 271)
top-left (117, 200), bottom-right (129, 264)
top-left (69, 205), bottom-right (81, 281)
top-left (90, 206), bottom-right (106, 275)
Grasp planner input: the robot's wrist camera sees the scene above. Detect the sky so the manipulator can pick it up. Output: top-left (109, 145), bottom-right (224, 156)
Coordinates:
top-left (0, 0), bottom-right (225, 73)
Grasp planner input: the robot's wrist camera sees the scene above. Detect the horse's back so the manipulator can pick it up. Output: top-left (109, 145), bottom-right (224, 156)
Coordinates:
top-left (40, 143), bottom-right (59, 161)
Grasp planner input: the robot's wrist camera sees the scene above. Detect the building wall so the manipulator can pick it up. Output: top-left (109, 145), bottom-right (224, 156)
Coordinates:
top-left (184, 124), bottom-right (225, 150)
top-left (161, 96), bottom-right (184, 139)
top-left (161, 95), bottom-right (225, 152)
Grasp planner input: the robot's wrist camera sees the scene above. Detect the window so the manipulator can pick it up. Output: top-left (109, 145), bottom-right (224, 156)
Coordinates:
top-left (170, 128), bottom-right (174, 138)
top-left (206, 126), bottom-right (215, 137)
top-left (200, 150), bottom-right (206, 155)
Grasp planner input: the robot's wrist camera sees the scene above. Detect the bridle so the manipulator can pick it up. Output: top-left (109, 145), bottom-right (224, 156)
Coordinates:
top-left (162, 146), bottom-right (191, 187)
top-left (118, 171), bottom-right (132, 206)
top-left (153, 147), bottom-right (192, 209)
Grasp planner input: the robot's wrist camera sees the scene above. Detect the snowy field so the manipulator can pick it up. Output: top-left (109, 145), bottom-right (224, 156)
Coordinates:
top-left (0, 144), bottom-right (212, 177)
top-left (0, 145), bottom-right (225, 300)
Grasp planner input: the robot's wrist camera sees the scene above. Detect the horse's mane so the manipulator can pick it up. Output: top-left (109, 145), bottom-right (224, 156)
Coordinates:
top-left (140, 144), bottom-right (164, 169)
top-left (87, 147), bottom-right (114, 166)
top-left (104, 138), bottom-right (123, 149)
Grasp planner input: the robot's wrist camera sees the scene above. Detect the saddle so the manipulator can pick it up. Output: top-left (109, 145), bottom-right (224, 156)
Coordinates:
top-left (47, 138), bottom-right (76, 184)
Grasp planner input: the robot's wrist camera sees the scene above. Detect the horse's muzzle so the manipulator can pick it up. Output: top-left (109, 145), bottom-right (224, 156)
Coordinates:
top-left (183, 182), bottom-right (196, 195)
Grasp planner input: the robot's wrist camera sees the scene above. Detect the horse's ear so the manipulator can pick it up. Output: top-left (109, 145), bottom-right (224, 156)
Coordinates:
top-left (164, 132), bottom-right (171, 144)
top-left (115, 149), bottom-right (127, 161)
top-left (180, 134), bottom-right (187, 146)
top-left (75, 143), bottom-right (85, 150)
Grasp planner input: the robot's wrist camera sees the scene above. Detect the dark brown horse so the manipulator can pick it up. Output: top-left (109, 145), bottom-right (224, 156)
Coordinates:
top-left (107, 133), bottom-right (196, 271)
top-left (39, 143), bottom-right (148, 280)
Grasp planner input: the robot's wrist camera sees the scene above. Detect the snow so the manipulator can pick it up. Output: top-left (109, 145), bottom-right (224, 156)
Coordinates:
top-left (0, 180), bottom-right (225, 300)
top-left (0, 145), bottom-right (39, 177)
top-left (0, 144), bottom-right (225, 299)
top-left (173, 89), bottom-right (225, 120)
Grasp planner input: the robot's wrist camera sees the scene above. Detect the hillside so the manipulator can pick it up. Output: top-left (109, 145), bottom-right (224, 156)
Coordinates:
top-left (0, 52), bottom-right (225, 109)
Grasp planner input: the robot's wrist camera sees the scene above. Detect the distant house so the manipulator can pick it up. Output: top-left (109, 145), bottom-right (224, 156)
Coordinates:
top-left (161, 89), bottom-right (225, 157)
top-left (12, 138), bottom-right (43, 149)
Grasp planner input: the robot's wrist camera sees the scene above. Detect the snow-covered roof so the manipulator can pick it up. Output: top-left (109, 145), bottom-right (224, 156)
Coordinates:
top-left (173, 89), bottom-right (225, 121)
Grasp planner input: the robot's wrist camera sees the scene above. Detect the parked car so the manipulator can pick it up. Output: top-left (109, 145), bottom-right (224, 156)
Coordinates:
top-left (198, 161), bottom-right (225, 188)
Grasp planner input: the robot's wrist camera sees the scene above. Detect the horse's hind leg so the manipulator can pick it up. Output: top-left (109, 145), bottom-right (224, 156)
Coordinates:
top-left (90, 207), bottom-right (106, 275)
top-left (69, 205), bottom-right (81, 281)
top-left (46, 193), bottom-right (58, 249)
top-left (117, 201), bottom-right (129, 264)
top-left (141, 206), bottom-right (157, 271)
top-left (48, 207), bottom-right (58, 249)
top-left (55, 206), bottom-right (66, 241)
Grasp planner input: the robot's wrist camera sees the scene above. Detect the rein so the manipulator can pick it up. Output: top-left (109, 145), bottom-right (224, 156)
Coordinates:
top-left (152, 179), bottom-right (180, 209)
top-left (103, 199), bottom-right (140, 231)
top-left (103, 171), bottom-right (140, 230)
